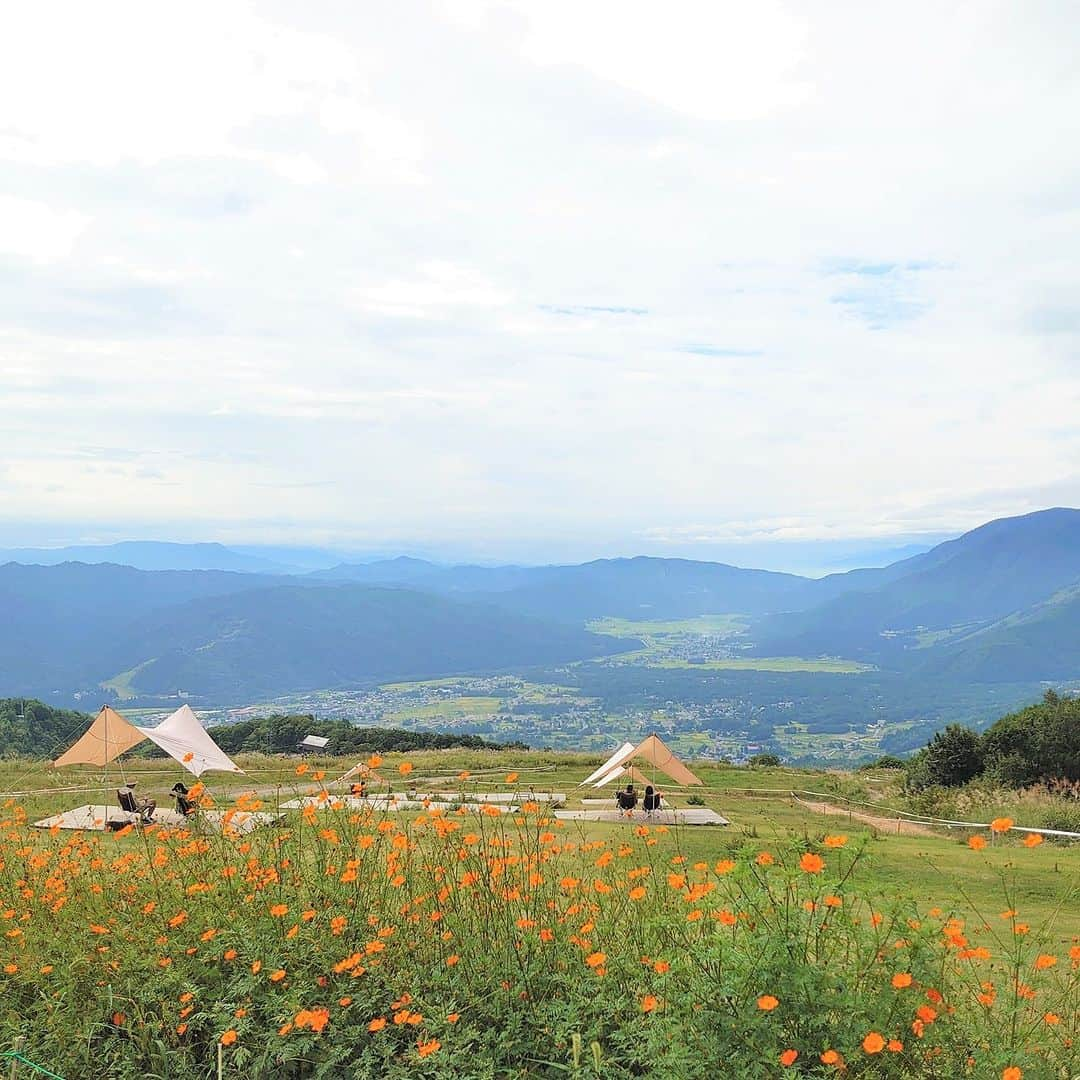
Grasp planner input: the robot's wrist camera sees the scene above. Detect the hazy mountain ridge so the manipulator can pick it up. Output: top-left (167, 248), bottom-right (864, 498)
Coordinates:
top-left (1, 508), bottom-right (1079, 702)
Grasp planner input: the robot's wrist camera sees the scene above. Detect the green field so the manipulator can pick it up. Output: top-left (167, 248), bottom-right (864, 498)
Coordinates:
top-left (386, 696), bottom-right (502, 721)
top-left (588, 615), bottom-right (750, 638)
top-left (2, 752), bottom-right (1075, 1077)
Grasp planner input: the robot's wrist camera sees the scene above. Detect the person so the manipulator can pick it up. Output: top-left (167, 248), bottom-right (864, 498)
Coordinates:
top-left (170, 781), bottom-right (198, 816)
top-left (117, 781), bottom-right (156, 823)
top-left (643, 785), bottom-right (662, 816)
top-left (615, 783), bottom-right (638, 813)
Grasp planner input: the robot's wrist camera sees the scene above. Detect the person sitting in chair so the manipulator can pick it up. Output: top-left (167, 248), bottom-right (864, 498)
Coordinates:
top-left (642, 785), bottom-right (662, 816)
top-left (117, 782), bottom-right (156, 824)
top-left (170, 781), bottom-right (198, 817)
top-left (615, 783), bottom-right (638, 814)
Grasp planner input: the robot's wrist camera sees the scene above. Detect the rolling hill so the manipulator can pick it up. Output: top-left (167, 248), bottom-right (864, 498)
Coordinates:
top-left (753, 508), bottom-right (1080, 678)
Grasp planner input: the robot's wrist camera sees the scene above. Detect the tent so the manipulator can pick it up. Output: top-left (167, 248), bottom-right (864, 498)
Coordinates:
top-left (579, 742), bottom-right (636, 787)
top-left (53, 704), bottom-right (242, 777)
top-left (338, 761), bottom-right (385, 786)
top-left (582, 734), bottom-right (703, 788)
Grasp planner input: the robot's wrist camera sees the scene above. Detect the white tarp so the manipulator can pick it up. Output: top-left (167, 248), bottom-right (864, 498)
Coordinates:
top-left (135, 705), bottom-right (242, 777)
top-left (300, 734), bottom-right (330, 749)
top-left (578, 742), bottom-right (636, 787)
top-left (593, 763), bottom-right (651, 788)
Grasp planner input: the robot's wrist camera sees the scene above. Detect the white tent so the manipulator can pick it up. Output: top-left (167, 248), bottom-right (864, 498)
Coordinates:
top-left (593, 763), bottom-right (652, 789)
top-left (579, 742), bottom-right (636, 787)
top-left (53, 705), bottom-right (242, 777)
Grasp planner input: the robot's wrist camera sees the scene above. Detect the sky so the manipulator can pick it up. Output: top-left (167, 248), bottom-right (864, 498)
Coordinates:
top-left (1, 0), bottom-right (1078, 567)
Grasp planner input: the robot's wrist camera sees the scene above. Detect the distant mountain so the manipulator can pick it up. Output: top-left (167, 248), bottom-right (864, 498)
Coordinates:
top-left (0, 562), bottom-right (283, 693)
top-left (4, 508), bottom-right (1080, 702)
top-left (104, 585), bottom-right (634, 699)
top-left (755, 508), bottom-right (1080, 677)
top-left (0, 562), bottom-right (635, 701)
top-left (0, 541), bottom-right (297, 574)
top-left (316, 556), bottom-right (818, 619)
top-left (913, 583), bottom-right (1080, 682)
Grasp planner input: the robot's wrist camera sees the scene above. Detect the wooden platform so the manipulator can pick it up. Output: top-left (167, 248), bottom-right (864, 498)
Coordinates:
top-left (554, 808), bottom-right (729, 826)
top-left (33, 804), bottom-right (282, 833)
top-left (33, 804), bottom-right (187, 831)
top-left (279, 794), bottom-right (512, 814)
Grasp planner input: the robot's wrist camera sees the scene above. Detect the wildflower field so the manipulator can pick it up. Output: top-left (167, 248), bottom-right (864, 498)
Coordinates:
top-left (0, 754), bottom-right (1076, 1079)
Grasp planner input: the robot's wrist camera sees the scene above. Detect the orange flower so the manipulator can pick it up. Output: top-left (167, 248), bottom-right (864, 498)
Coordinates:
top-left (629, 886), bottom-right (647, 901)
top-left (585, 952), bottom-right (606, 968)
top-left (417, 1039), bottom-right (441, 1058)
top-left (457, 771), bottom-right (470, 780)
top-left (398, 762), bottom-right (413, 776)
top-left (821, 1050), bottom-right (839, 1065)
top-left (653, 960), bottom-right (670, 974)
top-left (1044, 1012), bottom-right (1061, 1025)
top-left (887, 1039), bottom-right (903, 1052)
top-left (823, 835), bottom-right (847, 848)
top-left (968, 835), bottom-right (987, 851)
top-left (1034, 954), bottom-right (1057, 970)
top-left (755, 852), bottom-right (774, 866)
top-left (799, 852), bottom-right (824, 874)
top-left (447, 1013), bottom-right (460, 1023)
top-left (269, 904), bottom-right (288, 917)
top-left (269, 969), bottom-right (286, 982)
top-left (990, 817), bottom-right (1013, 834)
top-left (505, 772), bottom-right (519, 783)
top-left (714, 859), bottom-right (735, 875)
top-left (1002, 1068), bottom-right (1022, 1080)
top-left (223, 949), bottom-right (237, 961)
top-left (251, 960), bottom-right (262, 975)
top-left (1022, 832), bottom-right (1043, 847)
top-left (891, 972), bottom-right (912, 989)
top-left (295, 763), bottom-right (309, 775)
top-left (779, 1049), bottom-right (798, 1067)
top-left (757, 995), bottom-right (779, 1011)
top-left (641, 994), bottom-right (658, 1013)
top-left (862, 1032), bottom-right (885, 1054)
top-left (368, 1017), bottom-right (387, 1032)
top-left (220, 1030), bottom-right (237, 1046)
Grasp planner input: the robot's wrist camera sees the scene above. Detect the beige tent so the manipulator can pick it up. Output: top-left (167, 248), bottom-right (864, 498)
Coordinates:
top-left (53, 706), bottom-right (145, 768)
top-left (588, 733), bottom-right (703, 788)
top-left (338, 762), bottom-right (385, 786)
top-left (53, 705), bottom-right (242, 778)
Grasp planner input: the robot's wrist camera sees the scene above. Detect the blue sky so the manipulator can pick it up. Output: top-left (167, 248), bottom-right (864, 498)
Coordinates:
top-left (0, 1), bottom-right (1077, 564)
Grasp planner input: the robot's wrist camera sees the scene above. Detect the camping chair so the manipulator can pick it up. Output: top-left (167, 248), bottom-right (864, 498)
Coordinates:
top-left (615, 788), bottom-right (638, 815)
top-left (642, 787), bottom-right (662, 817)
top-left (116, 785), bottom-right (156, 825)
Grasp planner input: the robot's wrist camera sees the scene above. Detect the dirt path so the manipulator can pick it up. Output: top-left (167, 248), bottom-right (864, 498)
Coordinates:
top-left (797, 799), bottom-right (938, 838)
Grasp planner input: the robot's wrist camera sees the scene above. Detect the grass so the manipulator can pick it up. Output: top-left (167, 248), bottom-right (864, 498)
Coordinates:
top-left (0, 753), bottom-right (1076, 1077)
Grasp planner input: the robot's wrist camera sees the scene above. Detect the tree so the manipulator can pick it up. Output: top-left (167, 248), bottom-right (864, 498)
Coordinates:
top-left (748, 752), bottom-right (781, 767)
top-left (907, 724), bottom-right (983, 789)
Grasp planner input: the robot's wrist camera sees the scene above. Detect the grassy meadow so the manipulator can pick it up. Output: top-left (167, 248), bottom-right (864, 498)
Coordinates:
top-left (0, 752), bottom-right (1076, 1078)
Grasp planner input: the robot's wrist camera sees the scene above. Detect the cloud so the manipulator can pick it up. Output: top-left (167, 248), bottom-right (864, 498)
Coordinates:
top-left (0, 0), bottom-right (1077, 555)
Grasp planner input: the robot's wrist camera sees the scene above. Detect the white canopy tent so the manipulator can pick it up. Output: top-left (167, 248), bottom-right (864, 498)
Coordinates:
top-left (579, 742), bottom-right (636, 787)
top-left (53, 704), bottom-right (243, 778)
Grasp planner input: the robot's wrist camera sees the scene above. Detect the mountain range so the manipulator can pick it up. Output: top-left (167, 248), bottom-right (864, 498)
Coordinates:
top-left (1, 507), bottom-right (1078, 704)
